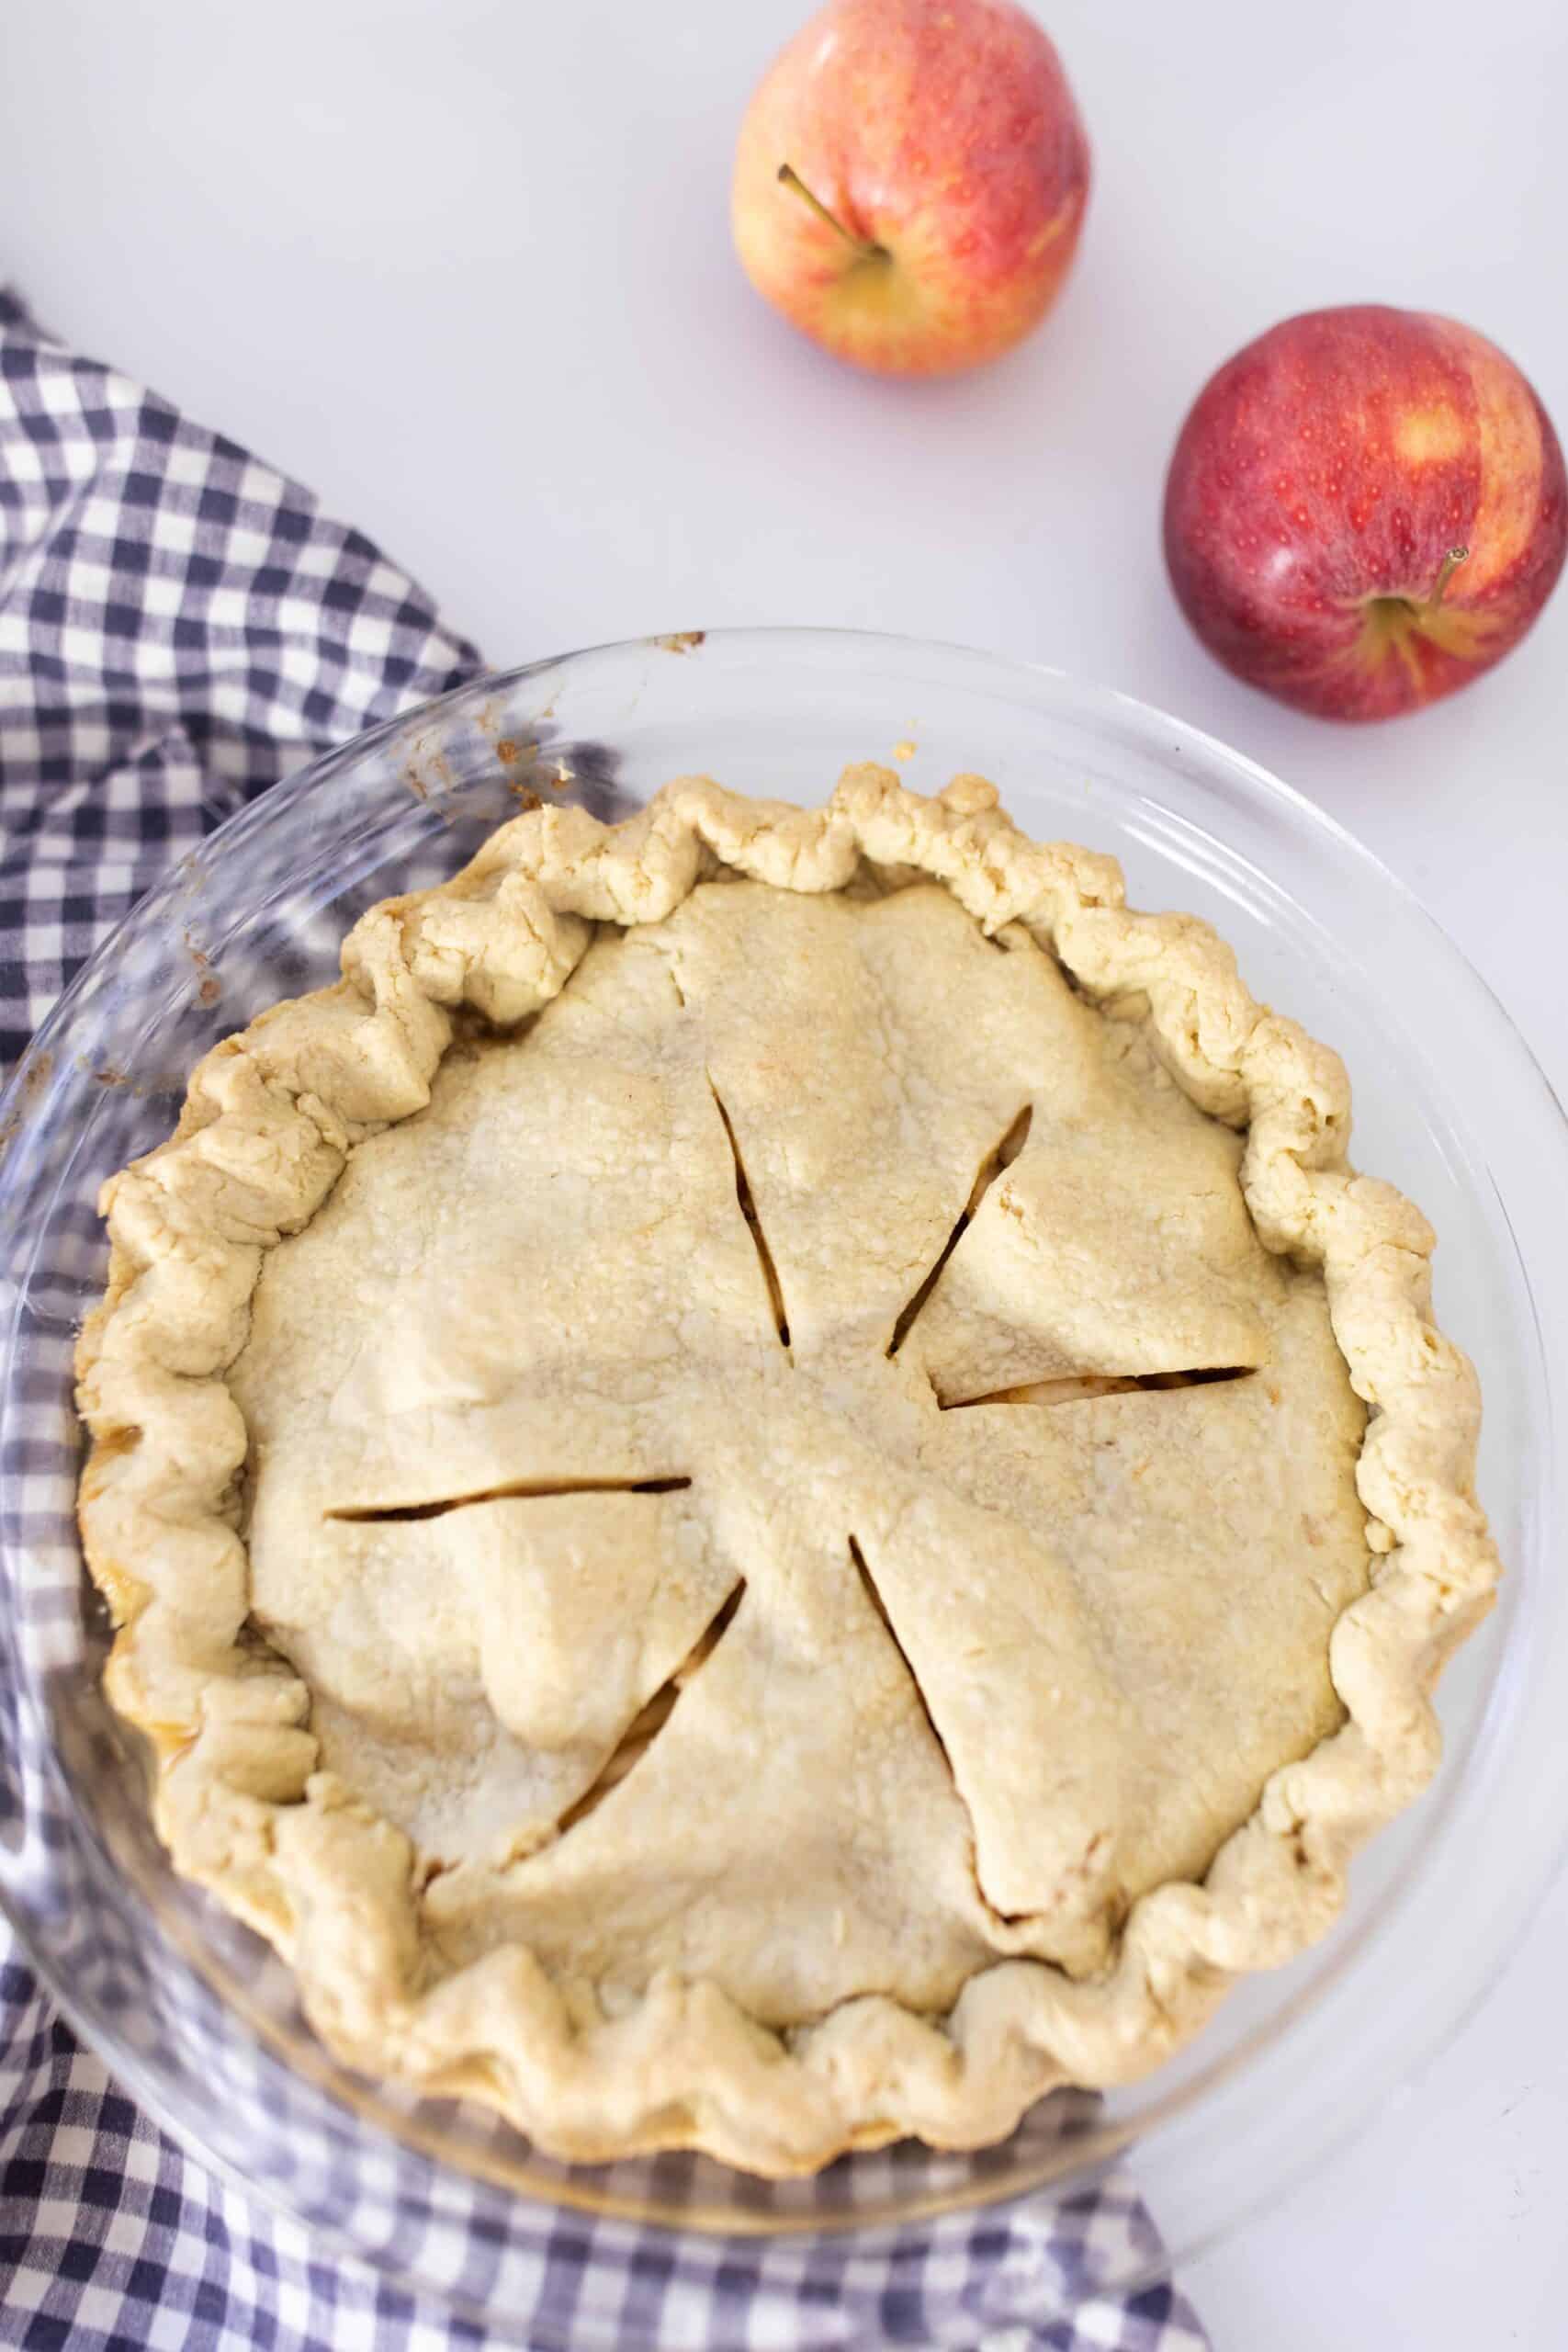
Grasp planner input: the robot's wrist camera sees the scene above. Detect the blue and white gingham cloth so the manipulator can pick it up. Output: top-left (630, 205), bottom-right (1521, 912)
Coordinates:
top-left (0, 290), bottom-right (1211, 2352)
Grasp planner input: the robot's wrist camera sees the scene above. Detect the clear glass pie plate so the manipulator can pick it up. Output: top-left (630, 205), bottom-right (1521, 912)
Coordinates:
top-left (1, 629), bottom-right (1564, 2340)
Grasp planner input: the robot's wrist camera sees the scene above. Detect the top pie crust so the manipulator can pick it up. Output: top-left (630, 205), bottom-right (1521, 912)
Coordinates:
top-left (75, 765), bottom-right (1499, 2177)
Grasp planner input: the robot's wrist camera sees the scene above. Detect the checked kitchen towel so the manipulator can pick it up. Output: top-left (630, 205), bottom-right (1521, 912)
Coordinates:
top-left (0, 288), bottom-right (1210, 2352)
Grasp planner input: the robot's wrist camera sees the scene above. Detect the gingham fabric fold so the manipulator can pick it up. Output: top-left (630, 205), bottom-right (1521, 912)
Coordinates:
top-left (0, 289), bottom-right (1210, 2352)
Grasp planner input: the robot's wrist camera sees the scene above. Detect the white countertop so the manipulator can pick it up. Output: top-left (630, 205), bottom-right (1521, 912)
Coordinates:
top-left (4, 1), bottom-right (1565, 2343)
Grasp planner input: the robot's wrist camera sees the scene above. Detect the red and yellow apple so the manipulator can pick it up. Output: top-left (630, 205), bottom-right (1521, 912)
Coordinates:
top-left (731, 0), bottom-right (1089, 379)
top-left (1163, 305), bottom-right (1568, 720)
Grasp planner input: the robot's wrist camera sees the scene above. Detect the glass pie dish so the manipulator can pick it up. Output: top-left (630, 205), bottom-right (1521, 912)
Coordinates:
top-left (2, 628), bottom-right (1564, 2340)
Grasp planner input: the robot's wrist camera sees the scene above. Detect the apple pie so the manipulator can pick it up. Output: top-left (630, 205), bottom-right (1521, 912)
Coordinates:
top-left (75, 766), bottom-right (1498, 2176)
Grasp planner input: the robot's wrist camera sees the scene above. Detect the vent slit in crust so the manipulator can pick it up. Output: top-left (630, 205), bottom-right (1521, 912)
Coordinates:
top-left (887, 1102), bottom-right (1033, 1359)
top-left (708, 1077), bottom-right (792, 1351)
top-left (555, 1581), bottom-right (744, 1836)
top-left (849, 1535), bottom-right (947, 1772)
top-left (942, 1367), bottom-right (1255, 1410)
top-left (848, 1534), bottom-right (1028, 1928)
top-left (325, 1475), bottom-right (693, 1525)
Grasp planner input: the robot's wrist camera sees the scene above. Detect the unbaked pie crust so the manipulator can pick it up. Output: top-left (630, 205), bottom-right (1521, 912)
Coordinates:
top-left (76, 767), bottom-right (1499, 2176)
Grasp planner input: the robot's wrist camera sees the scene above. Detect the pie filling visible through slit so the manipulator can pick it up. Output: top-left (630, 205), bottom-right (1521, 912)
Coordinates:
top-left (74, 766), bottom-right (1499, 2176)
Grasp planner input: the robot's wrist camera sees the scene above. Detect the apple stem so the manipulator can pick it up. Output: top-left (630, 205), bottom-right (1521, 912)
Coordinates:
top-left (1425, 545), bottom-right (1470, 613)
top-left (776, 164), bottom-right (887, 262)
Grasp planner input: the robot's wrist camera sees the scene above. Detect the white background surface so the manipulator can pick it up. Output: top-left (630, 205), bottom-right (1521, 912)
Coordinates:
top-left (3, 1), bottom-right (1566, 2344)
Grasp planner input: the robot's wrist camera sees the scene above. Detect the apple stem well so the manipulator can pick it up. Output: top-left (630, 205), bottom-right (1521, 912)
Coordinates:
top-left (776, 164), bottom-right (888, 264)
top-left (1357, 546), bottom-right (1478, 682)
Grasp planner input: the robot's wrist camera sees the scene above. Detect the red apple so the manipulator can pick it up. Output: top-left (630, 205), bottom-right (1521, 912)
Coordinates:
top-left (1163, 305), bottom-right (1568, 720)
top-left (731, 0), bottom-right (1089, 379)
